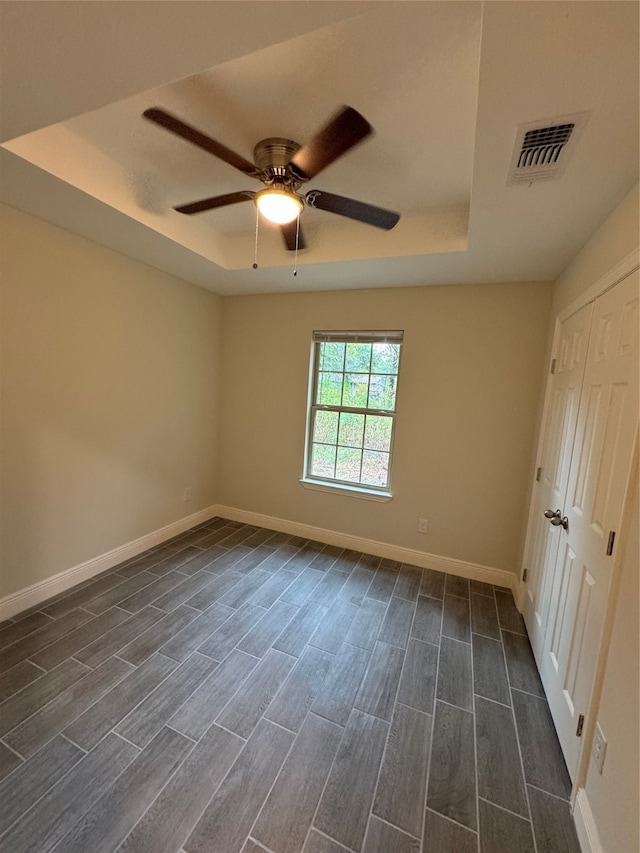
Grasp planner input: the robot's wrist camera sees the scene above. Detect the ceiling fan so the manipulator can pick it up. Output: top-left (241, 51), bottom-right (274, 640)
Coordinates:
top-left (143, 105), bottom-right (400, 251)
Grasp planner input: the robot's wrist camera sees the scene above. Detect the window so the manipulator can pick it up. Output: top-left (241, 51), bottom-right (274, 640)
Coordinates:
top-left (303, 330), bottom-right (403, 494)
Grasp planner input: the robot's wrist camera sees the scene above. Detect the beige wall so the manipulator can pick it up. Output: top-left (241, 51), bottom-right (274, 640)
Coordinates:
top-left (219, 281), bottom-right (552, 574)
top-left (545, 184), bottom-right (639, 853)
top-left (0, 205), bottom-right (222, 598)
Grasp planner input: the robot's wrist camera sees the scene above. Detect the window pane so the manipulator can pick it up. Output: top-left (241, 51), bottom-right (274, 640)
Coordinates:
top-left (367, 374), bottom-right (397, 410)
top-left (361, 450), bottom-right (389, 487)
top-left (364, 415), bottom-right (393, 451)
top-left (316, 372), bottom-right (343, 406)
top-left (338, 412), bottom-right (365, 448)
top-left (319, 342), bottom-right (345, 372)
top-left (311, 443), bottom-right (336, 478)
top-left (345, 343), bottom-right (372, 373)
top-left (313, 410), bottom-right (339, 444)
top-left (336, 446), bottom-right (362, 482)
top-left (342, 373), bottom-right (369, 408)
top-left (371, 343), bottom-right (400, 375)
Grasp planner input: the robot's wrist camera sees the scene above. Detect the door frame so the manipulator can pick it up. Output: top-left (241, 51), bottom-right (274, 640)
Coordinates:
top-left (518, 247), bottom-right (639, 803)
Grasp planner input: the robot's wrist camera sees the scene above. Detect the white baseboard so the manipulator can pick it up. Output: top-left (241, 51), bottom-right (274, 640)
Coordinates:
top-left (214, 504), bottom-right (518, 593)
top-left (574, 788), bottom-right (603, 853)
top-left (0, 505), bottom-right (218, 621)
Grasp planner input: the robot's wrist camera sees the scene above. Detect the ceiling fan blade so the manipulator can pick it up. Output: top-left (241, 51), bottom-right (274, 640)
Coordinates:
top-left (289, 106), bottom-right (372, 181)
top-left (306, 190), bottom-right (400, 230)
top-left (280, 220), bottom-right (307, 252)
top-left (174, 191), bottom-right (255, 215)
top-left (144, 108), bottom-right (260, 178)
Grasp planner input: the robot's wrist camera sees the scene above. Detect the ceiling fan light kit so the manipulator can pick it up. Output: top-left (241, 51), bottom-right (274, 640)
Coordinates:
top-left (143, 104), bottom-right (400, 255)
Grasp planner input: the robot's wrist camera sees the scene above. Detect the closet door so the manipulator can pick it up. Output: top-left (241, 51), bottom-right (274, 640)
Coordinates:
top-left (536, 270), bottom-right (639, 776)
top-left (524, 302), bottom-right (592, 661)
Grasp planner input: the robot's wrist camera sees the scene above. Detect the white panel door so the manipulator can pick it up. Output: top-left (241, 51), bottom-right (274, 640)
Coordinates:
top-left (537, 270), bottom-right (639, 776)
top-left (524, 302), bottom-right (593, 661)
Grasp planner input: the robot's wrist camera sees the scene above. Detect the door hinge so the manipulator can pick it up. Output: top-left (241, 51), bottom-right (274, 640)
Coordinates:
top-left (550, 358), bottom-right (557, 374)
top-left (576, 714), bottom-right (585, 737)
top-left (522, 568), bottom-right (528, 582)
top-left (536, 467), bottom-right (542, 482)
top-left (606, 531), bottom-right (616, 556)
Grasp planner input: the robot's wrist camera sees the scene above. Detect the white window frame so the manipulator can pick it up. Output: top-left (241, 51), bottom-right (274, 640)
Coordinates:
top-left (301, 330), bottom-right (403, 499)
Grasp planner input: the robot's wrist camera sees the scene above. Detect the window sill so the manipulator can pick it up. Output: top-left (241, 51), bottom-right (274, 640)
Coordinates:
top-left (299, 478), bottom-right (393, 502)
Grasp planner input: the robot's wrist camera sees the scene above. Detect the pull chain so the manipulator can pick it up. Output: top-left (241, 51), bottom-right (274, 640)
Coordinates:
top-left (293, 214), bottom-right (300, 277)
top-left (252, 206), bottom-right (260, 269)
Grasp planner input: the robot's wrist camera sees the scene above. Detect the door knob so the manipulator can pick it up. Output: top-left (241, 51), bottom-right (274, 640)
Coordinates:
top-left (544, 509), bottom-right (561, 520)
top-left (550, 514), bottom-right (569, 530)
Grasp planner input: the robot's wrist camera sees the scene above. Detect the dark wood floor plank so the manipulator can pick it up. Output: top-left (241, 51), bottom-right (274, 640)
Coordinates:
top-left (345, 597), bottom-right (387, 650)
top-left (378, 596), bottom-right (415, 649)
top-left (0, 659), bottom-right (45, 703)
top-left (502, 630), bottom-right (545, 697)
top-left (0, 609), bottom-right (93, 674)
top-left (274, 601), bottom-right (328, 657)
top-left (116, 570), bottom-right (191, 613)
top-left (280, 567), bottom-right (326, 606)
top-left (196, 603), bottom-right (266, 662)
top-left (0, 612), bottom-right (53, 646)
top-left (83, 572), bottom-right (160, 613)
top-left (393, 564), bottom-right (422, 602)
top-left (511, 689), bottom-right (572, 799)
top-left (150, 570), bottom-right (219, 613)
top-left (121, 723), bottom-right (243, 853)
top-left (0, 741), bottom-right (22, 780)
top-left (442, 595), bottom-right (471, 643)
top-left (445, 574), bottom-right (470, 599)
top-left (63, 653), bottom-right (177, 751)
top-left (74, 606), bottom-right (165, 668)
top-left (470, 580), bottom-right (494, 597)
top-left (354, 640), bottom-right (405, 721)
top-left (242, 528), bottom-right (278, 549)
top-left (314, 708), bottom-right (388, 851)
top-left (249, 569), bottom-right (297, 608)
top-left (175, 546), bottom-right (226, 575)
top-left (472, 633), bottom-right (511, 705)
top-left (159, 603), bottom-right (235, 662)
top-left (0, 733), bottom-right (138, 853)
top-left (396, 638), bottom-right (438, 714)
top-left (411, 595), bottom-right (443, 645)
top-left (308, 600), bottom-right (358, 654)
top-left (265, 646), bottom-right (335, 733)
top-left (259, 542), bottom-right (307, 574)
top-left (475, 695), bottom-right (528, 816)
top-left (419, 568), bottom-right (445, 600)
top-left (364, 816), bottom-right (421, 853)
top-left (115, 652), bottom-right (218, 747)
top-left (335, 565), bottom-right (374, 606)
top-left (5, 656), bottom-right (134, 758)
top-left (169, 649), bottom-right (259, 741)
top-left (495, 590), bottom-right (527, 634)
top-left (115, 547), bottom-right (178, 580)
top-left (426, 700), bottom-right (477, 830)
top-left (237, 600), bottom-right (299, 658)
top-left (253, 713), bottom-right (343, 853)
top-left (470, 592), bottom-right (501, 640)
top-left (309, 569), bottom-right (349, 607)
top-left (422, 809), bottom-right (478, 853)
top-left (204, 546), bottom-right (253, 575)
top-left (184, 719), bottom-right (294, 853)
top-left (478, 798), bottom-right (535, 853)
top-left (147, 545), bottom-right (213, 577)
top-left (373, 703), bottom-right (432, 837)
top-left (0, 657), bottom-right (89, 737)
top-left (311, 642), bottom-right (371, 726)
top-left (184, 571), bottom-right (244, 611)
top-left (118, 605), bottom-right (200, 665)
top-left (215, 525), bottom-right (261, 549)
top-left (233, 544), bottom-right (277, 575)
top-left (216, 570), bottom-right (273, 610)
top-left (42, 574), bottom-right (127, 619)
top-left (216, 648), bottom-right (296, 739)
top-left (437, 636), bottom-right (473, 711)
top-left (31, 607), bottom-right (131, 670)
top-left (0, 735), bottom-right (83, 835)
top-left (527, 785), bottom-right (582, 853)
top-left (54, 726), bottom-right (193, 853)
top-left (309, 544), bottom-right (344, 572)
top-left (366, 564), bottom-right (399, 602)
top-left (302, 830), bottom-right (352, 853)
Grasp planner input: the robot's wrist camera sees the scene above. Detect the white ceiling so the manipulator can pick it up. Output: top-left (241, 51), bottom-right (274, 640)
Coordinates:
top-left (1, 1), bottom-right (638, 296)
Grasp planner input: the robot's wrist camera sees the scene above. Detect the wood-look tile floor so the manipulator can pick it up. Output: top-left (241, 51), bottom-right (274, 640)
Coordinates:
top-left (0, 518), bottom-right (582, 853)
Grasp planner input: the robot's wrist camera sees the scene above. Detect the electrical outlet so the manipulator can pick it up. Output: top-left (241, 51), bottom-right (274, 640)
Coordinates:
top-left (592, 722), bottom-right (607, 774)
top-left (418, 518), bottom-right (429, 534)
top-left (183, 487), bottom-right (192, 502)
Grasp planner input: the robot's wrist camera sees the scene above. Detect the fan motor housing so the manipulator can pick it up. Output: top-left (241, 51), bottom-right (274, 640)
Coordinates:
top-left (254, 137), bottom-right (301, 180)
